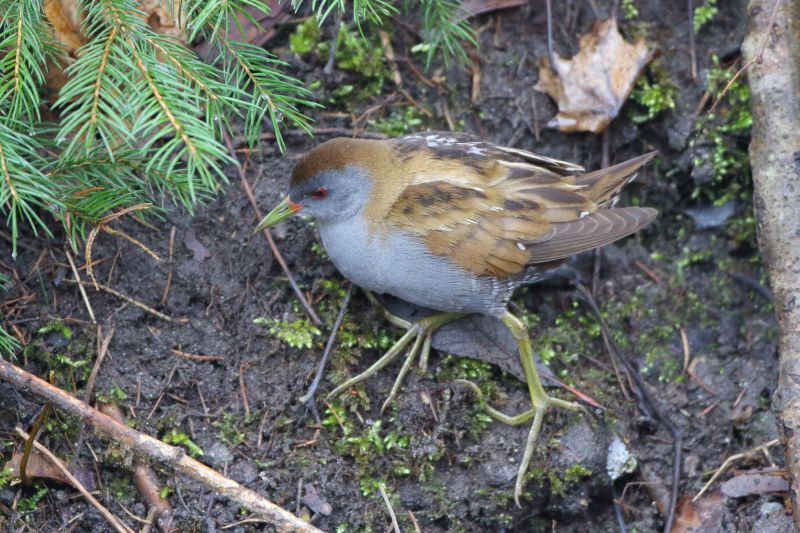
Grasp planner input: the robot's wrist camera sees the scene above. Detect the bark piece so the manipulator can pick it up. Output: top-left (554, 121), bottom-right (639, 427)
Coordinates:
top-left (742, 0), bottom-right (800, 529)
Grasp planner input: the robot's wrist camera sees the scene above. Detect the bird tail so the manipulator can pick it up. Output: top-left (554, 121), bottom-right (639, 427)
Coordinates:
top-left (574, 151), bottom-right (658, 206)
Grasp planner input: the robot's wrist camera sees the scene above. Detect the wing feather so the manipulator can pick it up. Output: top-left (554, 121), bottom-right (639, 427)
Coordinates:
top-left (386, 137), bottom-right (657, 278)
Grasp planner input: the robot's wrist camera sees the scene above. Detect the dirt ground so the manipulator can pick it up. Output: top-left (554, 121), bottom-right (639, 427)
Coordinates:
top-left (0, 1), bottom-right (791, 532)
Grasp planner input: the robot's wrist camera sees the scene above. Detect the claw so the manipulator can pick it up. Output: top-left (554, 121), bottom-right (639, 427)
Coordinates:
top-left (326, 300), bottom-right (464, 408)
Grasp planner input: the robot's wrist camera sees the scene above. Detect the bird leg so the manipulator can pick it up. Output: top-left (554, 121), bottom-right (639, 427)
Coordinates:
top-left (325, 291), bottom-right (465, 413)
top-left (502, 311), bottom-right (586, 506)
top-left (460, 312), bottom-right (586, 507)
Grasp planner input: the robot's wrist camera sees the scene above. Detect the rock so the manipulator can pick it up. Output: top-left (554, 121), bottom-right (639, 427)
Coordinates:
top-left (205, 441), bottom-right (233, 468)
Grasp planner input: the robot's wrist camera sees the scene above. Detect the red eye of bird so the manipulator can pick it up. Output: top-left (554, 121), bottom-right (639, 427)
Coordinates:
top-left (311, 187), bottom-right (328, 200)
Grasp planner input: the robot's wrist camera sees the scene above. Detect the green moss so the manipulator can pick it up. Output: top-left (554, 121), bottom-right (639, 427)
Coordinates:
top-left (0, 466), bottom-right (13, 490)
top-left (163, 428), bottom-right (204, 458)
top-left (630, 73), bottom-right (677, 124)
top-left (692, 54), bottom-right (752, 208)
top-left (290, 19), bottom-right (390, 103)
top-left (17, 483), bottom-right (48, 512)
top-left (290, 18), bottom-right (323, 55)
top-left (621, 0), bottom-right (639, 19)
top-left (37, 319), bottom-right (73, 340)
top-left (369, 105), bottom-right (426, 137)
top-left (564, 463), bottom-right (593, 482)
top-left (213, 412), bottom-right (246, 445)
top-left (256, 317), bottom-right (321, 349)
top-left (693, 0), bottom-right (719, 32)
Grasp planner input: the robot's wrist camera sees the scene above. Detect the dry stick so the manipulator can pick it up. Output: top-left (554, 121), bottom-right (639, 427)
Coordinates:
top-left (102, 403), bottom-right (174, 533)
top-left (299, 283), bottom-right (353, 405)
top-left (687, 0), bottom-right (697, 81)
top-left (161, 226), bottom-right (176, 306)
top-left (65, 250), bottom-right (96, 324)
top-left (378, 483), bottom-right (400, 533)
top-left (19, 404), bottom-right (51, 483)
top-left (222, 133), bottom-right (322, 327)
top-left (742, 0), bottom-right (800, 527)
top-left (0, 359), bottom-right (322, 533)
top-left (692, 438), bottom-right (781, 502)
top-left (573, 282), bottom-right (681, 533)
top-left (65, 279), bottom-right (187, 324)
top-left (14, 427), bottom-right (134, 533)
top-left (379, 30), bottom-right (403, 87)
top-left (71, 327), bottom-right (116, 469)
top-left (702, 0), bottom-right (782, 124)
top-left (545, 0), bottom-right (556, 72)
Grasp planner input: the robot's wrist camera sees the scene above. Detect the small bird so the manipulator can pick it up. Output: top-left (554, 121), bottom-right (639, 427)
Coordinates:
top-left (256, 132), bottom-right (657, 503)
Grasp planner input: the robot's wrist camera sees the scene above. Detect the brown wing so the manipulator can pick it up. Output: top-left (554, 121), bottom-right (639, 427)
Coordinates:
top-left (387, 150), bottom-right (658, 278)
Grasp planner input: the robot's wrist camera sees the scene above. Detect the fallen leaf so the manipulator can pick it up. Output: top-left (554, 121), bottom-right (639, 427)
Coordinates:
top-left (5, 450), bottom-right (95, 490)
top-left (534, 19), bottom-right (656, 133)
top-left (42, 1), bottom-right (186, 95)
top-left (459, 0), bottom-right (526, 19)
top-left (720, 469), bottom-right (789, 498)
top-left (671, 491), bottom-right (728, 533)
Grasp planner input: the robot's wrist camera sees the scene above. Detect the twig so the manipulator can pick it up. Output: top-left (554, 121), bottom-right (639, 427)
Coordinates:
top-left (299, 283), bottom-right (352, 405)
top-left (19, 404), bottom-right (51, 483)
top-left (65, 250), bottom-right (96, 324)
top-left (693, 438), bottom-right (781, 501)
top-left (573, 282), bottom-right (681, 533)
top-left (0, 359), bottom-right (323, 533)
top-left (161, 226), bottom-right (176, 306)
top-left (71, 327), bottom-right (116, 468)
top-left (222, 133), bottom-right (322, 326)
top-left (380, 31), bottom-right (402, 87)
top-left (323, 10), bottom-right (343, 75)
top-left (545, 0), bottom-right (557, 73)
top-left (170, 348), bottom-right (224, 362)
top-left (379, 483), bottom-right (400, 533)
top-left (15, 427), bottom-right (134, 533)
top-left (66, 279), bottom-right (187, 323)
top-left (102, 403), bottom-right (174, 533)
top-left (85, 204), bottom-right (156, 289)
top-left (680, 327), bottom-right (691, 373)
top-left (703, 0), bottom-right (782, 121)
top-left (688, 0), bottom-right (697, 80)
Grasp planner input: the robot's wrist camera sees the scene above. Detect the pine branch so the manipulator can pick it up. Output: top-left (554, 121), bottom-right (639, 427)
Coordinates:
top-left (0, 0), bottom-right (60, 123)
top-left (0, 119), bottom-right (60, 256)
top-left (419, 0), bottom-right (476, 67)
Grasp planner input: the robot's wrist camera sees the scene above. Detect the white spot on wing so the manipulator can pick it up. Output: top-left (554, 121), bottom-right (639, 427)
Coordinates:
top-left (516, 242), bottom-right (526, 250)
top-left (580, 211), bottom-right (589, 218)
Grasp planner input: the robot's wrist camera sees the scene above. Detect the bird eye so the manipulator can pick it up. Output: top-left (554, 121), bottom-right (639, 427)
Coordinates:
top-left (310, 187), bottom-right (328, 200)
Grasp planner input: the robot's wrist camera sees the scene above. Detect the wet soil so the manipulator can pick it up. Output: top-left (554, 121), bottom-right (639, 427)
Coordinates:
top-left (0, 1), bottom-right (789, 532)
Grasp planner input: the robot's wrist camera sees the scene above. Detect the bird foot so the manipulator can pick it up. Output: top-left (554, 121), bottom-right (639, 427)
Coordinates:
top-left (455, 379), bottom-right (586, 507)
top-left (325, 304), bottom-right (464, 413)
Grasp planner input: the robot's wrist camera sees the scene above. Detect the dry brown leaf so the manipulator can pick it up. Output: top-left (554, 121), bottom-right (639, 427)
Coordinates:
top-left (720, 469), bottom-right (789, 498)
top-left (5, 449), bottom-right (95, 490)
top-left (41, 0), bottom-right (186, 95)
top-left (534, 19), bottom-right (656, 133)
top-left (671, 491), bottom-right (728, 533)
top-left (459, 0), bottom-right (526, 19)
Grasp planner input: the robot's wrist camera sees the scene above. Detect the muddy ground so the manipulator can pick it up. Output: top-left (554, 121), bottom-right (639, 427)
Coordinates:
top-left (0, 1), bottom-right (791, 532)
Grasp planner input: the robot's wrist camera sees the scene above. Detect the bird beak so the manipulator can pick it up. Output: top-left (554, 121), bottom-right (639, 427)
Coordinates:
top-left (253, 196), bottom-right (303, 234)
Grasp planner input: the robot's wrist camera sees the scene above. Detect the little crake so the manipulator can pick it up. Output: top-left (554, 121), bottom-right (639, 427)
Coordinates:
top-left (256, 131), bottom-right (657, 503)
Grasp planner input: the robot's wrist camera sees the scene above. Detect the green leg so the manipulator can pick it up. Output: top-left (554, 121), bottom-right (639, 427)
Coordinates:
top-left (458, 312), bottom-right (585, 507)
top-left (326, 291), bottom-right (465, 407)
top-left (500, 311), bottom-right (585, 506)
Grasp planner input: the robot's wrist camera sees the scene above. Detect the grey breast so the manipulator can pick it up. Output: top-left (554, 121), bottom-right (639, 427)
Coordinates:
top-left (318, 216), bottom-right (513, 317)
